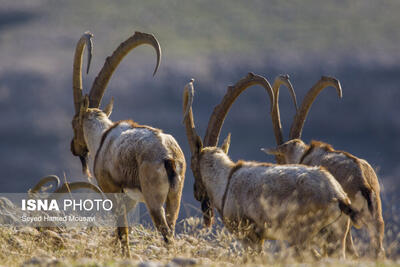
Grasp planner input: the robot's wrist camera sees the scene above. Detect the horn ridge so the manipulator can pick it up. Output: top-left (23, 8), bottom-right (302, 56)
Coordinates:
top-left (88, 32), bottom-right (161, 108)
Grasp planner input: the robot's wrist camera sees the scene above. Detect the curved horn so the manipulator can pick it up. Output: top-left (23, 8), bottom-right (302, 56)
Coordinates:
top-left (30, 175), bottom-right (61, 193)
top-left (50, 182), bottom-right (105, 198)
top-left (73, 31), bottom-right (94, 113)
top-left (88, 31), bottom-right (161, 108)
top-left (289, 76), bottom-right (342, 140)
top-left (182, 79), bottom-right (202, 155)
top-left (271, 74), bottom-right (297, 147)
top-left (182, 80), bottom-right (214, 227)
top-left (203, 72), bottom-right (274, 147)
top-left (182, 79), bottom-right (194, 124)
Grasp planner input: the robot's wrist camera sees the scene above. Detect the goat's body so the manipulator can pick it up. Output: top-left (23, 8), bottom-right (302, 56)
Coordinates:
top-left (83, 110), bottom-right (185, 242)
top-left (268, 139), bottom-right (385, 257)
top-left (94, 120), bottom-right (184, 191)
top-left (199, 147), bottom-right (357, 256)
top-left (224, 164), bottom-right (347, 244)
top-left (300, 141), bottom-right (384, 257)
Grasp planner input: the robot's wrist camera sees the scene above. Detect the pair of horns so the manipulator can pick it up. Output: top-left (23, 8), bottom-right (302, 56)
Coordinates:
top-left (182, 72), bottom-right (282, 227)
top-left (183, 72), bottom-right (277, 154)
top-left (30, 175), bottom-right (104, 198)
top-left (272, 76), bottom-right (342, 147)
top-left (72, 31), bottom-right (161, 114)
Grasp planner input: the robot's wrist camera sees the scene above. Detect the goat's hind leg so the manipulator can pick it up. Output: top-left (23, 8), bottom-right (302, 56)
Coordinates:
top-left (367, 215), bottom-right (385, 259)
top-left (165, 189), bottom-right (183, 234)
top-left (140, 162), bottom-right (173, 243)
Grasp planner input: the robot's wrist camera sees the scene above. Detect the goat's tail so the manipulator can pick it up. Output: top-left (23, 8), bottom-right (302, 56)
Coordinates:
top-left (164, 159), bottom-right (180, 191)
top-left (338, 199), bottom-right (363, 229)
top-left (360, 186), bottom-right (374, 216)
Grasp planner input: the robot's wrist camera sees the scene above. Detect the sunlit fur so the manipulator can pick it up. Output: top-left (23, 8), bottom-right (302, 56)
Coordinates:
top-left (81, 108), bottom-right (186, 245)
top-left (199, 146), bottom-right (360, 258)
top-left (270, 139), bottom-right (384, 258)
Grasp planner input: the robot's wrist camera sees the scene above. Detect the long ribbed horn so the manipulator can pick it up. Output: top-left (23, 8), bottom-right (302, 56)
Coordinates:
top-left (30, 175), bottom-right (61, 193)
top-left (271, 74), bottom-right (297, 147)
top-left (289, 76), bottom-right (342, 139)
top-left (182, 79), bottom-right (202, 155)
top-left (203, 72), bottom-right (274, 147)
top-left (88, 32), bottom-right (161, 108)
top-left (73, 31), bottom-right (93, 113)
top-left (50, 182), bottom-right (104, 197)
top-left (182, 80), bottom-right (214, 227)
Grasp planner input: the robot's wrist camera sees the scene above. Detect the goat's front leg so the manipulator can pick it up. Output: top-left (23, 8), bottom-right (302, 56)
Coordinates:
top-left (243, 225), bottom-right (265, 253)
top-left (345, 230), bottom-right (359, 258)
top-left (323, 216), bottom-right (350, 259)
top-left (97, 179), bottom-right (131, 257)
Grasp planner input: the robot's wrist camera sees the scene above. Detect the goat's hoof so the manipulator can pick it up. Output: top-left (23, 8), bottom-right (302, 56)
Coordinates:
top-left (163, 235), bottom-right (174, 245)
top-left (122, 246), bottom-right (131, 258)
top-left (376, 249), bottom-right (386, 260)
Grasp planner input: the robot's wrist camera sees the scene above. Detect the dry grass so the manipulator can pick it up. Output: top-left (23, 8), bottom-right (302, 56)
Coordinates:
top-left (0, 215), bottom-right (399, 267)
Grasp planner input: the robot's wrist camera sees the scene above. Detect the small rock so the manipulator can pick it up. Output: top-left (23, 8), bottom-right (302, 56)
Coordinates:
top-left (21, 256), bottom-right (59, 267)
top-left (146, 245), bottom-right (161, 254)
top-left (171, 257), bottom-right (197, 266)
top-left (197, 245), bottom-right (213, 257)
top-left (119, 259), bottom-right (139, 266)
top-left (130, 253), bottom-right (143, 261)
top-left (138, 261), bottom-right (163, 267)
top-left (185, 236), bottom-right (198, 245)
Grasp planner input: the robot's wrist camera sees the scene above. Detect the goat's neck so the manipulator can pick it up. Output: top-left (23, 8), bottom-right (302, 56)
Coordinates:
top-left (200, 151), bottom-right (235, 211)
top-left (302, 146), bottom-right (326, 164)
top-left (83, 115), bottom-right (113, 158)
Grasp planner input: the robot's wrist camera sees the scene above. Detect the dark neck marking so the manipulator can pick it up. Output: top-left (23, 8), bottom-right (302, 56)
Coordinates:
top-left (220, 161), bottom-right (245, 218)
top-left (299, 145), bottom-right (314, 164)
top-left (93, 120), bottom-right (161, 177)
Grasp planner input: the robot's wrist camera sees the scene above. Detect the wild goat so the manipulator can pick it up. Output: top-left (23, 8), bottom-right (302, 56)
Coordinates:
top-left (183, 74), bottom-right (361, 258)
top-left (65, 31), bottom-right (186, 257)
top-left (191, 73), bottom-right (297, 227)
top-left (263, 76), bottom-right (384, 258)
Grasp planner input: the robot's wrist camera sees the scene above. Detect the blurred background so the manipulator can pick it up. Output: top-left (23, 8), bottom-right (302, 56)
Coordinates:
top-left (1, 0), bottom-right (399, 250)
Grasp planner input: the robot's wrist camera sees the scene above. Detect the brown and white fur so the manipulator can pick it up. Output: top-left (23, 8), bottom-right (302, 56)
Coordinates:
top-left (264, 75), bottom-right (384, 258)
top-left (265, 139), bottom-right (384, 258)
top-left (81, 105), bottom-right (185, 244)
top-left (183, 79), bottom-right (361, 259)
top-left (67, 31), bottom-right (185, 257)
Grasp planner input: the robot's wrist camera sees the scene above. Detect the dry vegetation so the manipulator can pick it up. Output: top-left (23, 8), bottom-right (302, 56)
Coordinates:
top-left (1, 213), bottom-right (399, 267)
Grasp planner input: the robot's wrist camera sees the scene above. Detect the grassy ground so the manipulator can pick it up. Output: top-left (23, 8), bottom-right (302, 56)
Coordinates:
top-left (1, 2), bottom-right (400, 265)
top-left (1, 216), bottom-right (399, 267)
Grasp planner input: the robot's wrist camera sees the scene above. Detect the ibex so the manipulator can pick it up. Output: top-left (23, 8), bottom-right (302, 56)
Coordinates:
top-left (67, 31), bottom-right (186, 257)
top-left (183, 74), bottom-right (361, 258)
top-left (263, 76), bottom-right (385, 258)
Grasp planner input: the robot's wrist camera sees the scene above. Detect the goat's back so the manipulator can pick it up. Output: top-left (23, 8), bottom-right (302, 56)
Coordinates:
top-left (303, 147), bottom-right (378, 202)
top-left (229, 163), bottom-right (347, 206)
top-left (223, 163), bottom-right (349, 243)
top-left (95, 120), bottom-right (185, 189)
